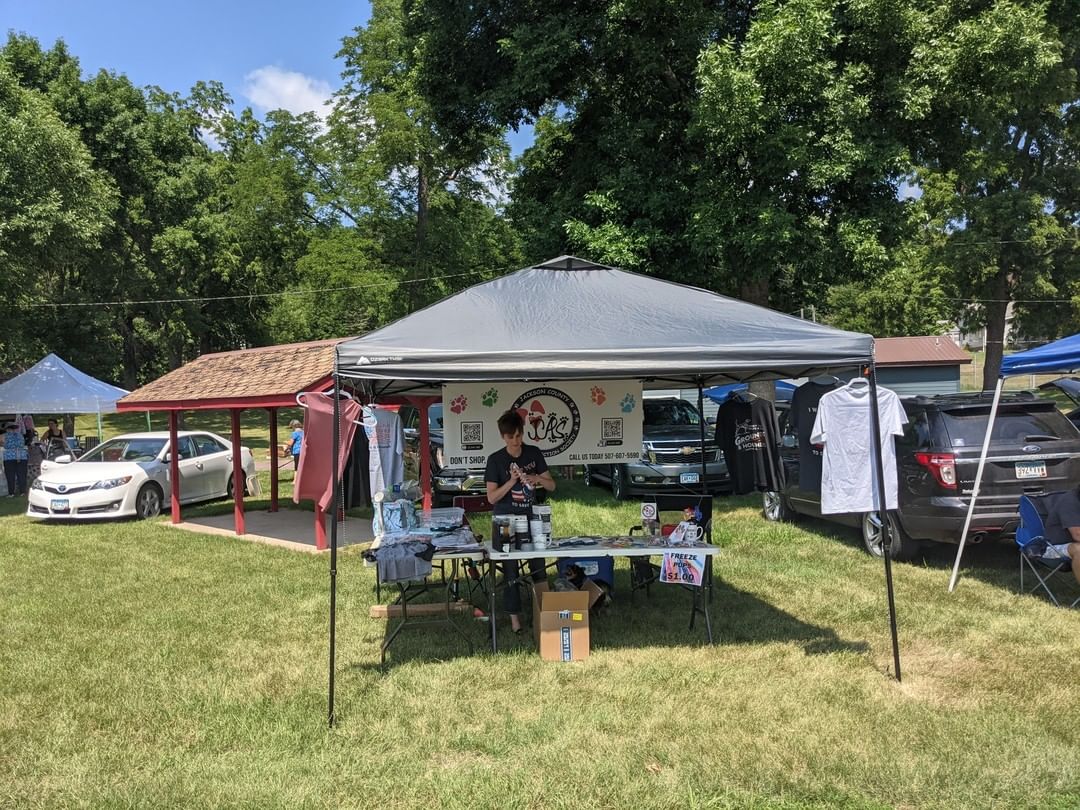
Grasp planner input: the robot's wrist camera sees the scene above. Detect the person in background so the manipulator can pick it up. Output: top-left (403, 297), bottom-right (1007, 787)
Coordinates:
top-left (26, 431), bottom-right (43, 490)
top-left (4, 422), bottom-right (28, 497)
top-left (43, 418), bottom-right (67, 460)
top-left (1044, 485), bottom-right (1080, 586)
top-left (485, 409), bottom-right (557, 633)
top-left (285, 419), bottom-right (304, 474)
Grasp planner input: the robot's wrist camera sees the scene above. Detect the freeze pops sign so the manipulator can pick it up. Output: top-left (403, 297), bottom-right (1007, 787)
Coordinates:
top-left (441, 380), bottom-right (644, 467)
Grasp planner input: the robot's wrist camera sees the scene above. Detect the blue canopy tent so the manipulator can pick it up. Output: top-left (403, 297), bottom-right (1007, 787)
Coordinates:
top-left (704, 380), bottom-right (797, 404)
top-left (949, 334), bottom-right (1080, 591)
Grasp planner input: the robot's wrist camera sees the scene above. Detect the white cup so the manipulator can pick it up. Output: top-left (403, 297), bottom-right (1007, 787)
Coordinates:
top-left (681, 523), bottom-right (704, 543)
top-left (533, 536), bottom-right (548, 550)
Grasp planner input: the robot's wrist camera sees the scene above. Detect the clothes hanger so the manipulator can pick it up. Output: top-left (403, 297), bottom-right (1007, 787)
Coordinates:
top-left (810, 373), bottom-right (839, 385)
top-left (296, 390), bottom-right (355, 407)
top-left (295, 390), bottom-right (364, 425)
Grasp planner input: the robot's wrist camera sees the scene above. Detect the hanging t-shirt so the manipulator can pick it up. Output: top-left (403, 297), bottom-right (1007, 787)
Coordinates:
top-left (788, 379), bottom-right (840, 493)
top-left (363, 407), bottom-right (405, 497)
top-left (811, 381), bottom-right (907, 514)
top-left (484, 444), bottom-right (548, 515)
top-left (714, 396), bottom-right (784, 495)
top-left (293, 395), bottom-right (363, 511)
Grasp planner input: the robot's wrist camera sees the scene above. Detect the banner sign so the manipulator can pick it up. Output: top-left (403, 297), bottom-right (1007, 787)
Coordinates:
top-left (441, 380), bottom-right (643, 468)
top-left (660, 552), bottom-right (706, 587)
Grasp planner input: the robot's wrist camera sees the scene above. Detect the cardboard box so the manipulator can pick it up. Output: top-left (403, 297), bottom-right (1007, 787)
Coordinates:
top-left (532, 582), bottom-right (591, 662)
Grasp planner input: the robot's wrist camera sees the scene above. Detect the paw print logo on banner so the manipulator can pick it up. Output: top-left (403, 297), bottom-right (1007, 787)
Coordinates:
top-left (620, 393), bottom-right (636, 413)
top-left (590, 386), bottom-right (606, 406)
top-left (481, 387), bottom-right (499, 407)
top-left (450, 394), bottom-right (468, 414)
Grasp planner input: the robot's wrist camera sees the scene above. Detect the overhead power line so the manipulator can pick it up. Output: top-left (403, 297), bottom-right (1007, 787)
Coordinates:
top-left (20, 270), bottom-right (487, 309)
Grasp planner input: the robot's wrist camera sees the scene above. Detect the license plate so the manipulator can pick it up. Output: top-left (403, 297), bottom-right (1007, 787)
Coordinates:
top-left (680, 472), bottom-right (700, 484)
top-left (51, 499), bottom-right (69, 510)
top-left (1015, 461), bottom-right (1047, 479)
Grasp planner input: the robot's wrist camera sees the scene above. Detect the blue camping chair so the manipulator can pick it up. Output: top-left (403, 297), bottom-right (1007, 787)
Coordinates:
top-left (1016, 494), bottom-right (1079, 608)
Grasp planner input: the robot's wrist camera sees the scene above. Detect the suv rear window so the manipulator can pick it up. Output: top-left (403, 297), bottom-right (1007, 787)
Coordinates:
top-left (941, 405), bottom-right (1080, 447)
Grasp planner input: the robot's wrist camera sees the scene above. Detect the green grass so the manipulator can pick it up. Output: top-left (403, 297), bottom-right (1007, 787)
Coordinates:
top-left (2, 481), bottom-right (1079, 808)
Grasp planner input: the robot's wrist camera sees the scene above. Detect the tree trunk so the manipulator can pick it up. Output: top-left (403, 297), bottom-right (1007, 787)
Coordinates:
top-left (119, 316), bottom-right (139, 390)
top-left (740, 278), bottom-right (776, 401)
top-left (409, 165), bottom-right (430, 314)
top-left (63, 415), bottom-right (75, 439)
top-left (981, 268), bottom-right (1010, 391)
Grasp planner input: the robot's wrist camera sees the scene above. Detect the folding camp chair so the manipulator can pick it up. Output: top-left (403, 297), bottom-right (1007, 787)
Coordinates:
top-left (451, 494), bottom-right (492, 603)
top-left (1016, 493), bottom-right (1080, 608)
top-left (627, 495), bottom-right (714, 601)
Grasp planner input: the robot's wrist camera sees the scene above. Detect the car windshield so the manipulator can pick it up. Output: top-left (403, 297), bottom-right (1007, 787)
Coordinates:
top-left (80, 437), bottom-right (166, 463)
top-left (428, 404), bottom-right (444, 429)
top-left (643, 400), bottom-right (702, 427)
top-left (941, 405), bottom-right (1080, 446)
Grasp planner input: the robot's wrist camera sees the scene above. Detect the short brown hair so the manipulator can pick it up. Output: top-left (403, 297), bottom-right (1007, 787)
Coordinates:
top-left (497, 409), bottom-right (524, 437)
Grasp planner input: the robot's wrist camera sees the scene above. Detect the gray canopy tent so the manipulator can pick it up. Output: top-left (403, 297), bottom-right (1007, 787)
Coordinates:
top-left (326, 256), bottom-right (897, 723)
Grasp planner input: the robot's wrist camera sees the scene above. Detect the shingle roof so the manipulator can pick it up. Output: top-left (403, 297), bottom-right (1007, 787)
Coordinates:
top-left (875, 336), bottom-right (971, 367)
top-left (118, 338), bottom-right (348, 410)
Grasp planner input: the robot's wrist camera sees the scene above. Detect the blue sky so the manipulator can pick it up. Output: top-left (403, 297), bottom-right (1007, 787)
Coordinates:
top-left (1, 0), bottom-right (534, 154)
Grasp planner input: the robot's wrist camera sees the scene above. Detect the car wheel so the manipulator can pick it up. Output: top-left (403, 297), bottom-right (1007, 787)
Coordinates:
top-left (226, 474), bottom-right (248, 499)
top-left (582, 465), bottom-right (593, 487)
top-left (761, 490), bottom-right (792, 522)
top-left (610, 465), bottom-right (629, 501)
top-left (135, 484), bottom-right (163, 520)
top-left (862, 511), bottom-right (918, 561)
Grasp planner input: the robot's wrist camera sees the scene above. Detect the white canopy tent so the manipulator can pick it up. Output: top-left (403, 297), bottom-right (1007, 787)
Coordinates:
top-left (0, 354), bottom-right (130, 439)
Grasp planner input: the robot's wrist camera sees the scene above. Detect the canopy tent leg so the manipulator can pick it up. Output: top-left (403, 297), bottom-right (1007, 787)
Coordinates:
top-left (231, 409), bottom-right (246, 535)
top-left (96, 412), bottom-right (103, 443)
top-left (866, 363), bottom-right (902, 682)
top-left (328, 370), bottom-right (341, 728)
top-left (168, 411), bottom-right (181, 524)
top-left (269, 407), bottom-right (279, 513)
top-left (145, 410), bottom-right (152, 432)
top-left (948, 376), bottom-right (1005, 592)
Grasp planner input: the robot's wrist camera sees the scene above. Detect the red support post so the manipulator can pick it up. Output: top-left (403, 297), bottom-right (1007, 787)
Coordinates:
top-left (231, 408), bottom-right (246, 535)
top-left (418, 399), bottom-right (433, 511)
top-left (315, 504), bottom-right (327, 550)
top-left (268, 407), bottom-right (279, 513)
top-left (168, 411), bottom-right (181, 524)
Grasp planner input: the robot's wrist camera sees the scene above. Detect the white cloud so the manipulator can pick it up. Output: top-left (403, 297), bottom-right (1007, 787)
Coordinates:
top-left (243, 66), bottom-right (332, 118)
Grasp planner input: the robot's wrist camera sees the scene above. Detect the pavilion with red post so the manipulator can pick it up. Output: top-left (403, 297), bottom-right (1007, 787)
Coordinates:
top-left (115, 338), bottom-right (346, 548)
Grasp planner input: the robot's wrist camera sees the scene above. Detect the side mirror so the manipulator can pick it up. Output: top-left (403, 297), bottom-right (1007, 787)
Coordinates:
top-left (706, 416), bottom-right (717, 426)
top-left (163, 452), bottom-right (172, 463)
top-left (781, 435), bottom-right (796, 449)
top-left (53, 454), bottom-right (73, 464)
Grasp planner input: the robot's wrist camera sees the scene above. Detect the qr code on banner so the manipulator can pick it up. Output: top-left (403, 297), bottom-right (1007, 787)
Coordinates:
top-left (602, 418), bottom-right (623, 440)
top-left (461, 421), bottom-right (483, 445)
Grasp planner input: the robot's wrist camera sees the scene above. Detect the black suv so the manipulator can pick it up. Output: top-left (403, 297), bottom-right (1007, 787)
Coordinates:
top-left (399, 403), bottom-right (487, 505)
top-left (583, 397), bottom-right (729, 499)
top-left (763, 392), bottom-right (1080, 560)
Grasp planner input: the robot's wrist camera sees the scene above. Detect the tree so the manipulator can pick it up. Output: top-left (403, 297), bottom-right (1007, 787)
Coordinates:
top-left (899, 0), bottom-right (1080, 387)
top-left (0, 61), bottom-right (114, 373)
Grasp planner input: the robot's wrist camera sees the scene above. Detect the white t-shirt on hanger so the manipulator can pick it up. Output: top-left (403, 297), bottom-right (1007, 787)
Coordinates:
top-left (363, 407), bottom-right (405, 497)
top-left (810, 381), bottom-right (907, 514)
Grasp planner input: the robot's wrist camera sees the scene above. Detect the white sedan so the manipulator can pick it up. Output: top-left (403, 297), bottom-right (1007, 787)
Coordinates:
top-left (27, 431), bottom-right (257, 520)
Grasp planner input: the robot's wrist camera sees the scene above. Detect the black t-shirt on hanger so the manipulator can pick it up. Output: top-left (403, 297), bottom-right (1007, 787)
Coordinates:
top-left (788, 380), bottom-right (840, 493)
top-left (715, 396), bottom-right (785, 495)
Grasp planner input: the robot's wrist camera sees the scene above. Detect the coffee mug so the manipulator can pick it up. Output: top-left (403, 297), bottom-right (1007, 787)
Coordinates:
top-left (681, 523), bottom-right (704, 543)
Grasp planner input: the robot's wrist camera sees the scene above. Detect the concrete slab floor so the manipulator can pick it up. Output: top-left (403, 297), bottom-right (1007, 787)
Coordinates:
top-left (164, 507), bottom-right (373, 554)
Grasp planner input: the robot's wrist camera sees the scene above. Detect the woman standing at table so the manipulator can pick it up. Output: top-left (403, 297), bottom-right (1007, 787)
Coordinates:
top-left (485, 409), bottom-right (556, 633)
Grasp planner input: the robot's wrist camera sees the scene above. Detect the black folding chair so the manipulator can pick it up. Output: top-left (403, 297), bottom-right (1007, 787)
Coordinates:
top-left (627, 495), bottom-right (714, 600)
